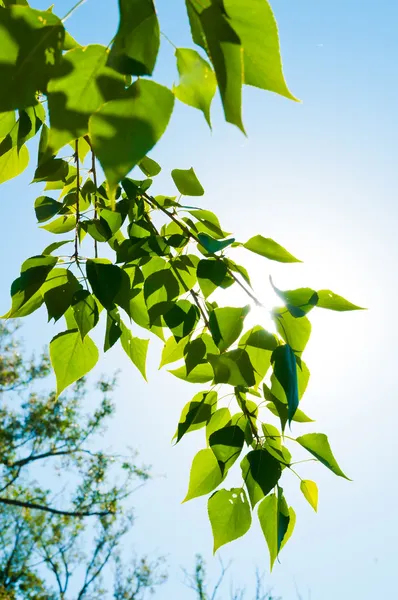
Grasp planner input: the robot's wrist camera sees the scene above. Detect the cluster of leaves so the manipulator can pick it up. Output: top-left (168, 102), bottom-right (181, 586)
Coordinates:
top-left (0, 0), bottom-right (363, 567)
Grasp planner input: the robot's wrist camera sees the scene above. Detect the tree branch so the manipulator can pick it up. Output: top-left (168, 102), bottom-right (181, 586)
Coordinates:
top-left (0, 497), bottom-right (111, 518)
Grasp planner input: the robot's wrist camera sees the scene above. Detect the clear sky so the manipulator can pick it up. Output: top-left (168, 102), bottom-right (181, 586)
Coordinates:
top-left (1, 1), bottom-right (397, 598)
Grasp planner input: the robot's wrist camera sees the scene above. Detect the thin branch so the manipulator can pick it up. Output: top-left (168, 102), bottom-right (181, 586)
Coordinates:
top-left (74, 139), bottom-right (81, 260)
top-left (90, 144), bottom-right (99, 259)
top-left (0, 497), bottom-right (111, 518)
top-left (62, 0), bottom-right (88, 23)
top-left (8, 448), bottom-right (95, 469)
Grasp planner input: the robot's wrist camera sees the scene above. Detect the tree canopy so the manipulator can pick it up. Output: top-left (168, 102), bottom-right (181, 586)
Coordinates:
top-left (0, 0), bottom-right (363, 566)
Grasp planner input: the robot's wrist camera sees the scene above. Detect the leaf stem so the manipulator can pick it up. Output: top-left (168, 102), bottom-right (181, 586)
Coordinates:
top-left (74, 139), bottom-right (80, 260)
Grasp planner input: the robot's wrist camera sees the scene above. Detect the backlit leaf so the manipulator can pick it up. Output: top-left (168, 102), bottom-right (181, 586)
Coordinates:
top-left (120, 321), bottom-right (149, 380)
top-left (244, 235), bottom-right (301, 263)
top-left (183, 448), bottom-right (223, 502)
top-left (223, 0), bottom-right (298, 100)
top-left (175, 390), bottom-right (218, 442)
top-left (90, 79), bottom-right (174, 195)
top-left (0, 145), bottom-right (29, 184)
top-left (86, 259), bottom-right (123, 310)
top-left (173, 48), bottom-right (216, 127)
top-left (198, 233), bottom-right (235, 254)
top-left (209, 305), bottom-right (250, 352)
top-left (186, 1), bottom-right (244, 131)
top-left (47, 45), bottom-right (125, 153)
top-left (171, 167), bottom-right (204, 196)
top-left (300, 479), bottom-right (318, 512)
top-left (208, 349), bottom-right (255, 387)
top-left (296, 433), bottom-right (350, 480)
top-left (208, 488), bottom-right (251, 552)
top-left (72, 290), bottom-right (99, 339)
top-left (317, 290), bottom-right (365, 312)
top-left (108, 0), bottom-right (160, 76)
top-left (240, 449), bottom-right (282, 508)
top-left (0, 6), bottom-right (64, 111)
top-left (209, 425), bottom-right (244, 474)
top-left (50, 329), bottom-right (99, 397)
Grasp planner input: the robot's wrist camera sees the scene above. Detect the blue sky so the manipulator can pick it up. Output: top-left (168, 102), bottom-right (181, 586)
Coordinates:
top-left (1, 0), bottom-right (398, 598)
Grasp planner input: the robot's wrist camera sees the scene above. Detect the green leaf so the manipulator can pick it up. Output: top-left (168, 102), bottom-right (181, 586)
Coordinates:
top-left (197, 258), bottom-right (230, 298)
top-left (258, 492), bottom-right (296, 569)
top-left (0, 6), bottom-right (64, 111)
top-left (186, 1), bottom-right (244, 131)
top-left (270, 278), bottom-right (319, 317)
top-left (163, 300), bottom-right (199, 341)
top-left (42, 268), bottom-right (82, 322)
top-left (184, 333), bottom-right (219, 375)
top-left (0, 111), bottom-right (15, 138)
top-left (206, 408), bottom-right (232, 440)
top-left (175, 390), bottom-right (218, 442)
top-left (296, 433), bottom-right (350, 480)
top-left (240, 450), bottom-right (282, 508)
top-left (209, 425), bottom-right (244, 474)
top-left (86, 259), bottom-right (123, 310)
top-left (266, 402), bottom-right (314, 424)
top-left (42, 240), bottom-right (72, 256)
top-left (72, 290), bottom-right (99, 339)
top-left (169, 362), bottom-right (213, 384)
top-left (209, 305), bottom-right (250, 352)
top-left (317, 290), bottom-right (365, 312)
top-left (138, 156), bottom-right (161, 177)
top-left (223, 0), bottom-right (298, 101)
top-left (47, 45), bottom-right (125, 153)
top-left (90, 79), bottom-right (174, 195)
top-left (34, 196), bottom-right (62, 223)
top-left (198, 233), bottom-right (235, 254)
top-left (50, 329), bottom-right (99, 398)
top-left (104, 308), bottom-right (122, 352)
top-left (300, 479), bottom-right (318, 512)
top-left (2, 255), bottom-right (57, 318)
top-left (171, 167), bottom-right (204, 196)
top-left (173, 48), bottom-right (216, 127)
top-left (208, 349), bottom-right (255, 387)
top-left (271, 344), bottom-right (299, 424)
top-left (183, 448), bottom-right (223, 502)
top-left (243, 235), bottom-right (301, 263)
top-left (208, 488), bottom-right (251, 553)
top-left (159, 336), bottom-right (188, 368)
top-left (108, 0), bottom-right (160, 76)
top-left (238, 326), bottom-right (277, 385)
top-left (272, 308), bottom-right (311, 354)
top-left (0, 145), bottom-right (29, 184)
top-left (41, 215), bottom-right (76, 234)
top-left (187, 209), bottom-right (228, 239)
top-left (120, 321), bottom-right (149, 380)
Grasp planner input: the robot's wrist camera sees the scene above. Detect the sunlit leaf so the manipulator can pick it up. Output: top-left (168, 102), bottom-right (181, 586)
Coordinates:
top-left (183, 448), bottom-right (223, 502)
top-left (317, 290), bottom-right (365, 312)
top-left (171, 167), bottom-right (204, 196)
top-left (108, 0), bottom-right (160, 76)
top-left (186, 0), bottom-right (244, 131)
top-left (72, 290), bottom-right (99, 339)
top-left (208, 349), bottom-right (255, 387)
top-left (209, 425), bottom-right (244, 474)
top-left (209, 305), bottom-right (250, 352)
top-left (173, 48), bottom-right (216, 127)
top-left (300, 479), bottom-right (318, 512)
top-left (90, 80), bottom-right (174, 195)
top-left (0, 6), bottom-right (64, 111)
top-left (243, 235), bottom-right (301, 263)
top-left (241, 449), bottom-right (281, 508)
top-left (120, 321), bottom-right (149, 380)
top-left (86, 259), bottom-right (123, 310)
top-left (47, 45), bottom-right (125, 153)
top-left (208, 488), bottom-right (251, 552)
top-left (50, 329), bottom-right (99, 397)
top-left (296, 433), bottom-right (350, 480)
top-left (0, 145), bottom-right (29, 184)
top-left (223, 0), bottom-right (298, 101)
top-left (42, 268), bottom-right (81, 322)
top-left (175, 390), bottom-right (218, 442)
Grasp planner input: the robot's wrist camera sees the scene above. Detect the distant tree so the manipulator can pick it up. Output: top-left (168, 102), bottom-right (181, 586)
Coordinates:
top-left (184, 555), bottom-right (281, 600)
top-left (0, 323), bottom-right (166, 599)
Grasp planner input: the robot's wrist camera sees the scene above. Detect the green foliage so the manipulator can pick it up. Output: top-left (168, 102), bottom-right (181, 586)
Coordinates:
top-left (0, 0), bottom-right (363, 569)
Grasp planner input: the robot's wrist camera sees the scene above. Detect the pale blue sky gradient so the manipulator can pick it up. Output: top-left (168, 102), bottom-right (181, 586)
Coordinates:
top-left (1, 1), bottom-right (397, 598)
